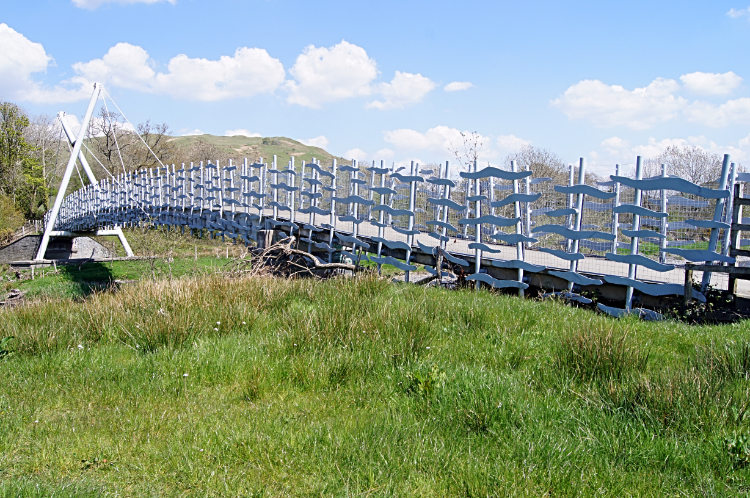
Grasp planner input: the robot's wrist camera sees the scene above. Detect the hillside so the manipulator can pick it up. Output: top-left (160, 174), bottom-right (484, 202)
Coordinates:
top-left (170, 134), bottom-right (352, 168)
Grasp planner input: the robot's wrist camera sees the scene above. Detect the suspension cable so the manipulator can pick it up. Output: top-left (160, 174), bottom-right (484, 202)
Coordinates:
top-left (102, 94), bottom-right (129, 177)
top-left (102, 87), bottom-right (166, 169)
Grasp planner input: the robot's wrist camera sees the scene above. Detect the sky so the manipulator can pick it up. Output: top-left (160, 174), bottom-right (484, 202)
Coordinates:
top-left (1, 0), bottom-right (749, 175)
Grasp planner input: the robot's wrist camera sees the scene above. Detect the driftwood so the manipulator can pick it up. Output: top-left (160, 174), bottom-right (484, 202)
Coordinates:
top-left (225, 236), bottom-right (357, 278)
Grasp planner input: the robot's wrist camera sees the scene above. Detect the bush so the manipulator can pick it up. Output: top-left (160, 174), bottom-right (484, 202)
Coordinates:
top-left (0, 195), bottom-right (24, 245)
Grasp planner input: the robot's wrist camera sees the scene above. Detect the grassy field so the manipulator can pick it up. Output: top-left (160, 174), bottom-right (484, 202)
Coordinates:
top-left (2, 268), bottom-right (750, 496)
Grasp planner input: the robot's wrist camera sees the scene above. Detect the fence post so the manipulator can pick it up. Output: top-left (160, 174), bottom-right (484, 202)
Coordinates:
top-left (701, 154), bottom-right (732, 291)
top-left (625, 156), bottom-right (644, 311)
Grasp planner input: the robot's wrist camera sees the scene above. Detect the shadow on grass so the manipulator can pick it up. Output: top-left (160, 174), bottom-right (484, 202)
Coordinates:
top-left (57, 260), bottom-right (118, 299)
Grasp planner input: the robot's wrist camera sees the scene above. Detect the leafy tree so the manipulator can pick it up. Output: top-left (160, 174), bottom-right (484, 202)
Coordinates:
top-left (0, 102), bottom-right (34, 202)
top-left (0, 194), bottom-right (25, 244)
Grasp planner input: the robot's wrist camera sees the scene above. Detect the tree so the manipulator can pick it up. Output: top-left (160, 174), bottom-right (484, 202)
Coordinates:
top-left (0, 102), bottom-right (33, 202)
top-left (24, 113), bottom-right (63, 213)
top-left (504, 145), bottom-right (569, 183)
top-left (644, 145), bottom-right (724, 185)
top-left (132, 120), bottom-right (177, 170)
top-left (185, 138), bottom-right (228, 165)
top-left (447, 131), bottom-right (482, 173)
top-left (88, 107), bottom-right (139, 176)
top-left (87, 107), bottom-right (177, 175)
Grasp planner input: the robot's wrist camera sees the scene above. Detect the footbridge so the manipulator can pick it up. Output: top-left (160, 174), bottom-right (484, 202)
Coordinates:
top-left (38, 83), bottom-right (748, 318)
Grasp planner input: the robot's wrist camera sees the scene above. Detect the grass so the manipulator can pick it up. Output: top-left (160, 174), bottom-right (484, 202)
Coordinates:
top-left (1, 270), bottom-right (750, 496)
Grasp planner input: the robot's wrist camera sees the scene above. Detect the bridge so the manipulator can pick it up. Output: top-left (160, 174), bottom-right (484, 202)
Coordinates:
top-left (34, 83), bottom-right (748, 319)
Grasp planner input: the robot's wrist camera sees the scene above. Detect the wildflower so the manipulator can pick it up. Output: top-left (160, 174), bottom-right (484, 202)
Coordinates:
top-left (216, 321), bottom-right (220, 325)
top-left (77, 344), bottom-right (84, 350)
top-left (183, 373), bottom-right (188, 377)
top-left (242, 321), bottom-right (246, 325)
top-left (214, 328), bottom-right (218, 331)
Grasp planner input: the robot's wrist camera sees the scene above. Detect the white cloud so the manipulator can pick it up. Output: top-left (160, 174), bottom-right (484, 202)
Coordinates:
top-left (680, 71), bottom-right (742, 95)
top-left (225, 129), bottom-right (261, 137)
top-left (600, 136), bottom-right (630, 149)
top-left (73, 44), bottom-right (285, 101)
top-left (0, 23), bottom-right (90, 103)
top-left (72, 0), bottom-right (175, 8)
top-left (182, 129), bottom-right (204, 136)
top-left (383, 126), bottom-right (498, 161)
top-left (299, 136), bottom-right (329, 149)
top-left (589, 135), bottom-right (750, 174)
top-left (444, 81), bottom-right (473, 92)
top-left (496, 135), bottom-right (531, 154)
top-left (73, 43), bottom-right (155, 92)
top-left (374, 148), bottom-right (394, 159)
top-left (728, 7), bottom-right (750, 18)
top-left (344, 148), bottom-right (368, 162)
top-left (684, 98), bottom-right (750, 127)
top-left (367, 71), bottom-right (436, 109)
top-left (286, 41), bottom-right (377, 108)
top-left (551, 78), bottom-right (686, 130)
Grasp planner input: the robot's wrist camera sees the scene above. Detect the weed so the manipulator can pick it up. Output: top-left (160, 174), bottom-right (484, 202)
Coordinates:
top-left (0, 336), bottom-right (12, 358)
top-left (726, 431), bottom-right (750, 468)
top-left (554, 327), bottom-right (649, 383)
top-left (404, 364), bottom-right (447, 398)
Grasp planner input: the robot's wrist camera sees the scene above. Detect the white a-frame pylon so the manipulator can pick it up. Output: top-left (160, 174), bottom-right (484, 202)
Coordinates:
top-left (35, 82), bottom-right (134, 261)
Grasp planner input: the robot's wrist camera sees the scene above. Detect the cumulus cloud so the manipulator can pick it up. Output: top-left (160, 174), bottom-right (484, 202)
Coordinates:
top-left (383, 126), bottom-right (500, 161)
top-left (0, 26), bottom-right (285, 104)
top-left (299, 136), bottom-right (330, 149)
top-left (551, 78), bottom-right (687, 130)
top-left (374, 148), bottom-right (394, 159)
top-left (344, 148), bottom-right (368, 162)
top-left (589, 135), bottom-right (750, 173)
top-left (684, 98), bottom-right (750, 127)
top-left (286, 41), bottom-right (377, 108)
top-left (444, 81), bottom-right (473, 92)
top-left (225, 129), bottom-right (261, 137)
top-left (73, 43), bottom-right (286, 101)
top-left (72, 0), bottom-right (175, 8)
top-left (680, 71), bottom-right (742, 95)
top-left (496, 135), bottom-right (531, 154)
top-left (2, 27), bottom-right (440, 110)
top-left (0, 23), bottom-right (90, 103)
top-left (367, 71), bottom-right (436, 110)
top-left (554, 73), bottom-right (750, 128)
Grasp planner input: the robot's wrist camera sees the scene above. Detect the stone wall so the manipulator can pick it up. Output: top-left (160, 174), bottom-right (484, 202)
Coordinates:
top-left (0, 235), bottom-right (115, 263)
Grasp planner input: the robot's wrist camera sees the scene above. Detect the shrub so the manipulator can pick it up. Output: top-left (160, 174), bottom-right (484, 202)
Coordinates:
top-left (0, 195), bottom-right (24, 245)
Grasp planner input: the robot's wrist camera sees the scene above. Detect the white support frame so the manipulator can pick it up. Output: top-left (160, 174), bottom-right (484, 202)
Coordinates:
top-left (35, 83), bottom-right (134, 261)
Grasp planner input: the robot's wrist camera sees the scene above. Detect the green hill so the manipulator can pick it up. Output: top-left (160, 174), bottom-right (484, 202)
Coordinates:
top-left (170, 134), bottom-right (352, 168)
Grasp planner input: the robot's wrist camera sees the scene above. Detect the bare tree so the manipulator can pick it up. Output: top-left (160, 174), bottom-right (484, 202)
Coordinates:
top-left (130, 120), bottom-right (177, 170)
top-left (25, 113), bottom-right (63, 197)
top-left (447, 131), bottom-right (482, 173)
top-left (184, 138), bottom-right (229, 165)
top-left (88, 107), bottom-right (139, 176)
top-left (504, 145), bottom-right (568, 182)
top-left (643, 145), bottom-right (724, 185)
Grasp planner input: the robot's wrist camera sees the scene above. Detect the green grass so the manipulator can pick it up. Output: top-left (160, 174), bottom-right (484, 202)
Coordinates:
top-left (4, 256), bottom-right (239, 300)
top-left (1, 271), bottom-right (750, 496)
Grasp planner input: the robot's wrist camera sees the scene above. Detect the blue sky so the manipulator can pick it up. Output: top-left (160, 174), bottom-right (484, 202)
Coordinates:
top-left (1, 0), bottom-right (749, 174)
